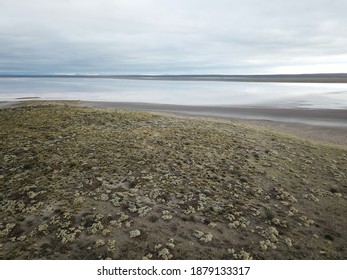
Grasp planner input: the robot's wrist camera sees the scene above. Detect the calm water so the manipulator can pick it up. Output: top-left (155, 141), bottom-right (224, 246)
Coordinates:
top-left (0, 78), bottom-right (347, 109)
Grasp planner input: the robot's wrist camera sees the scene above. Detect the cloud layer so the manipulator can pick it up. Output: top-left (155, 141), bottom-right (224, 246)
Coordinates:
top-left (1, 0), bottom-right (346, 74)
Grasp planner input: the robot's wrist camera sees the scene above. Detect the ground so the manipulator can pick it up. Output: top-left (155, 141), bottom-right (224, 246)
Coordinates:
top-left (0, 102), bottom-right (346, 259)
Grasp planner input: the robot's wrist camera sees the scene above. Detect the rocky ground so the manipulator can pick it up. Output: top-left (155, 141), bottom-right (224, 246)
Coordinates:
top-left (0, 102), bottom-right (346, 259)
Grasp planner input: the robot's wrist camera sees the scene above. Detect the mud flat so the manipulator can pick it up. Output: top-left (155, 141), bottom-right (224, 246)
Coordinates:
top-left (0, 101), bottom-right (346, 259)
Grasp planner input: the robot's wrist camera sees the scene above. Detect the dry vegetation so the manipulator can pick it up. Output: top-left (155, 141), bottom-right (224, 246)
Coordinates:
top-left (0, 102), bottom-right (346, 259)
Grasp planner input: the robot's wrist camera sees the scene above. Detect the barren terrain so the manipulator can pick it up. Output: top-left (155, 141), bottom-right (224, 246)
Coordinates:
top-left (1, 102), bottom-right (346, 259)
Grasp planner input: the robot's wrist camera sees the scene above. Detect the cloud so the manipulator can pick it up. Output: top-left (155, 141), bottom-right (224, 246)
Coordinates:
top-left (0, 0), bottom-right (346, 74)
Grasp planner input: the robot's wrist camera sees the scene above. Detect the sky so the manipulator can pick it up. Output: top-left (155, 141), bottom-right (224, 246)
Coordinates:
top-left (0, 0), bottom-right (346, 75)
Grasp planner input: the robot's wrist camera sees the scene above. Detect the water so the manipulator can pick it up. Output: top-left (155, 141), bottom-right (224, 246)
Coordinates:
top-left (0, 77), bottom-right (347, 109)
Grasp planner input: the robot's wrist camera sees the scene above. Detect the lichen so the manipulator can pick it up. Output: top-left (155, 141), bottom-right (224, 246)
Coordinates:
top-left (142, 253), bottom-right (153, 260)
top-left (129, 230), bottom-right (141, 238)
top-left (161, 210), bottom-right (173, 220)
top-left (1, 103), bottom-right (346, 260)
top-left (38, 222), bottom-right (49, 235)
top-left (0, 223), bottom-right (16, 238)
top-left (107, 239), bottom-right (116, 252)
top-left (284, 238), bottom-right (292, 247)
top-left (100, 193), bottom-right (109, 201)
top-left (183, 206), bottom-right (196, 215)
top-left (57, 229), bottom-right (77, 244)
top-left (193, 230), bottom-right (213, 242)
top-left (158, 248), bottom-right (173, 260)
top-left (95, 239), bottom-right (106, 248)
top-left (137, 206), bottom-right (152, 217)
top-left (88, 221), bottom-right (104, 234)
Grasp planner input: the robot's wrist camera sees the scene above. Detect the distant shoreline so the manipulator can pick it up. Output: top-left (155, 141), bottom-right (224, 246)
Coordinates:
top-left (1, 73), bottom-right (347, 83)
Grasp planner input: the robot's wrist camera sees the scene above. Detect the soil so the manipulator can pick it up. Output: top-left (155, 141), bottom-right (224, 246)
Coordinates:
top-left (0, 102), bottom-right (346, 259)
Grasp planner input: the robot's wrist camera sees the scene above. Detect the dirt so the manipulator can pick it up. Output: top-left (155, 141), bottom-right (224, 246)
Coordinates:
top-left (0, 102), bottom-right (346, 259)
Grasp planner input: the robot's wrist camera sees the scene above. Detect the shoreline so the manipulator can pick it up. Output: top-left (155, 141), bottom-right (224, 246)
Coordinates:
top-left (80, 101), bottom-right (347, 147)
top-left (1, 100), bottom-right (347, 147)
top-left (80, 101), bottom-right (347, 127)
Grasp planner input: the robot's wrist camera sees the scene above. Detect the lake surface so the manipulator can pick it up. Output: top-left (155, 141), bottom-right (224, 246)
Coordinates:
top-left (0, 77), bottom-right (347, 109)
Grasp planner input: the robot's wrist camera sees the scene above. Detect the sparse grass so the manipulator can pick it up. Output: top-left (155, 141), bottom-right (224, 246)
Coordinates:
top-left (0, 102), bottom-right (346, 259)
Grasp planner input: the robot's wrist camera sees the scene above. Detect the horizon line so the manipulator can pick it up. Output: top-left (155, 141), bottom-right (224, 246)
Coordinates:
top-left (1, 73), bottom-right (347, 76)
top-left (1, 73), bottom-right (346, 83)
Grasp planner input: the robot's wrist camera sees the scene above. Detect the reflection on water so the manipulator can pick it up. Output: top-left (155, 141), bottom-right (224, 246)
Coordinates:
top-left (0, 78), bottom-right (346, 109)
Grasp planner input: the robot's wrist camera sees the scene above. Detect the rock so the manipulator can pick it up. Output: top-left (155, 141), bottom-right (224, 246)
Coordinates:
top-left (240, 176), bottom-right (248, 183)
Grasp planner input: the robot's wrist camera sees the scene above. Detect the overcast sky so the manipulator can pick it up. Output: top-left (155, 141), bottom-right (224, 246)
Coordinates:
top-left (1, 0), bottom-right (346, 75)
